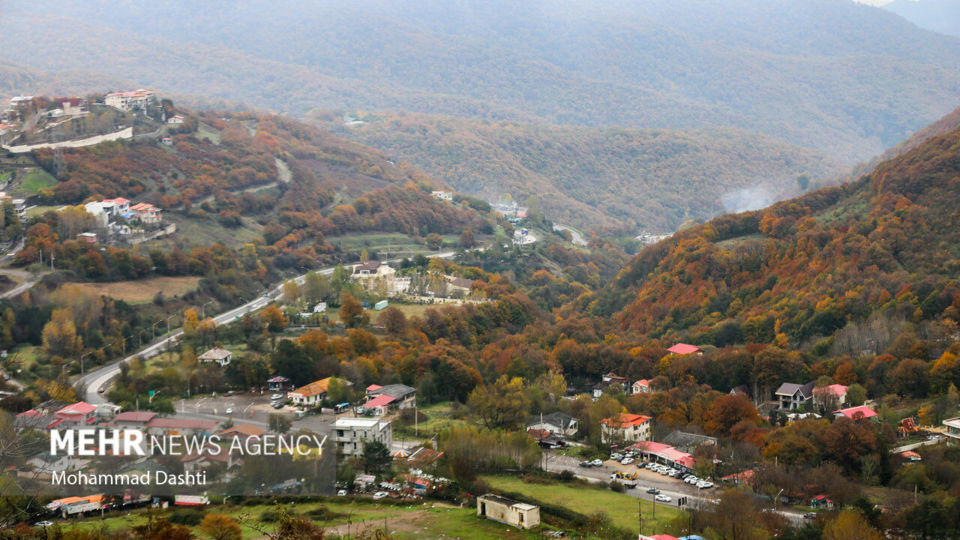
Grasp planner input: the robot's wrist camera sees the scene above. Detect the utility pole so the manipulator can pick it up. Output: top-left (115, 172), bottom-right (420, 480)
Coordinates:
top-left (638, 499), bottom-right (642, 536)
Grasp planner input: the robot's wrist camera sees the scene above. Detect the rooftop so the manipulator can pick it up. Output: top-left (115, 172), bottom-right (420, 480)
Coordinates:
top-left (290, 377), bottom-right (334, 397)
top-left (114, 411), bottom-right (158, 423)
top-left (834, 405), bottom-right (878, 420)
top-left (667, 343), bottom-right (702, 355)
top-left (602, 413), bottom-right (651, 429)
top-left (57, 402), bottom-right (96, 415)
top-left (335, 417), bottom-right (387, 428)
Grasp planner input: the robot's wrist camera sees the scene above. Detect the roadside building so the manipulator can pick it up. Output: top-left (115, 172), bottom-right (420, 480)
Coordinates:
top-left (287, 377), bottom-right (350, 407)
top-left (54, 402), bottom-right (97, 425)
top-left (333, 418), bottom-right (392, 457)
top-left (198, 348), bottom-right (232, 367)
top-left (630, 441), bottom-right (694, 471)
top-left (526, 411), bottom-right (578, 438)
top-left (601, 413), bottom-right (652, 444)
top-left (476, 494), bottom-right (540, 529)
top-left (145, 417), bottom-right (217, 437)
top-left (104, 89), bottom-right (156, 112)
top-left (365, 384), bottom-right (417, 409)
top-left (113, 411), bottom-right (157, 428)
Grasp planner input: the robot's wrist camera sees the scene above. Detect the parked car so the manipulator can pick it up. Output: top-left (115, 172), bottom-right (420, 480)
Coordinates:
top-left (610, 453), bottom-right (623, 461)
top-left (271, 393), bottom-right (284, 400)
top-left (272, 401), bottom-right (285, 409)
top-left (579, 461), bottom-right (593, 467)
top-left (804, 512), bottom-right (817, 520)
top-left (646, 487), bottom-right (660, 494)
top-left (337, 490), bottom-right (347, 496)
top-left (591, 459), bottom-right (603, 467)
top-left (621, 458), bottom-right (634, 465)
top-left (696, 481), bottom-right (714, 489)
top-left (34, 522), bottom-right (53, 528)
top-left (655, 494), bottom-right (672, 503)
top-left (373, 491), bottom-right (389, 500)
top-left (225, 407), bottom-right (233, 415)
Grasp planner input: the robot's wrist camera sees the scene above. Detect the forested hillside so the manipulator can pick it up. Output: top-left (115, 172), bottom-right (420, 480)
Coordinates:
top-left (316, 112), bottom-right (842, 231)
top-left (598, 122), bottom-right (960, 361)
top-left (2, 0), bottom-right (959, 163)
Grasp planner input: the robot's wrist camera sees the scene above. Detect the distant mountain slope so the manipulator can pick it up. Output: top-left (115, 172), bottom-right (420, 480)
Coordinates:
top-left (1, 0), bottom-right (959, 164)
top-left (598, 121), bottom-right (960, 351)
top-left (0, 59), bottom-right (130, 100)
top-left (315, 112), bottom-right (842, 232)
top-left (882, 0), bottom-right (960, 38)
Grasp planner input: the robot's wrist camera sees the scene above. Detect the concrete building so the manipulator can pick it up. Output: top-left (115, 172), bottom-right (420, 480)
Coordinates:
top-left (601, 413), bottom-right (652, 444)
top-left (333, 418), bottom-right (392, 457)
top-left (775, 382), bottom-right (815, 410)
top-left (477, 494), bottom-right (540, 529)
top-left (105, 89), bottom-right (156, 112)
top-left (944, 417), bottom-right (960, 443)
top-left (527, 411), bottom-right (578, 438)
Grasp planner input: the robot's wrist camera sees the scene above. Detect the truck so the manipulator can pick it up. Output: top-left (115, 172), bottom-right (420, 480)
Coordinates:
top-left (610, 471), bottom-right (638, 488)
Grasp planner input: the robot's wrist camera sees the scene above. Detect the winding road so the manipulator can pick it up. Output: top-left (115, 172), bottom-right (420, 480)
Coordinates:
top-left (79, 251), bottom-right (457, 405)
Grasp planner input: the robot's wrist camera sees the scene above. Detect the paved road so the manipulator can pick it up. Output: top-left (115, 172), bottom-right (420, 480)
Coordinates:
top-left (552, 223), bottom-right (587, 247)
top-left (0, 238), bottom-right (36, 299)
top-left (79, 251), bottom-right (458, 405)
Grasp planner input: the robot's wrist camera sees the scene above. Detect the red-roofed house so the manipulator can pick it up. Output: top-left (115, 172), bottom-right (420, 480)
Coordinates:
top-left (632, 379), bottom-right (652, 394)
top-left (667, 343), bottom-right (703, 355)
top-left (146, 417), bottom-right (217, 436)
top-left (365, 384), bottom-right (383, 397)
top-left (130, 202), bottom-right (162, 224)
top-left (55, 402), bottom-right (96, 424)
top-left (721, 469), bottom-right (756, 485)
top-left (362, 394), bottom-right (396, 416)
top-left (114, 411), bottom-right (158, 427)
top-left (901, 451), bottom-right (922, 462)
top-left (640, 535), bottom-right (681, 540)
top-left (814, 384), bottom-right (848, 408)
top-left (601, 413), bottom-right (652, 444)
top-left (630, 440), bottom-right (695, 469)
top-left (833, 405), bottom-right (878, 422)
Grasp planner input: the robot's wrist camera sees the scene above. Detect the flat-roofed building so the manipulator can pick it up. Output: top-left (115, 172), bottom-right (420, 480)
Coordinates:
top-left (477, 494), bottom-right (540, 529)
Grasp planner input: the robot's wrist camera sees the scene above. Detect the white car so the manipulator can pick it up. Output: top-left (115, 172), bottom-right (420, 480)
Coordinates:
top-left (337, 489), bottom-right (347, 496)
top-left (611, 453), bottom-right (623, 461)
top-left (654, 494), bottom-right (672, 503)
top-left (271, 393), bottom-right (284, 400)
top-left (697, 481), bottom-right (714, 489)
top-left (373, 491), bottom-right (389, 500)
top-left (34, 521), bottom-right (53, 528)
top-left (591, 459), bottom-right (603, 467)
top-left (621, 458), bottom-right (634, 465)
top-left (225, 407), bottom-right (233, 415)
top-left (686, 476), bottom-right (699, 484)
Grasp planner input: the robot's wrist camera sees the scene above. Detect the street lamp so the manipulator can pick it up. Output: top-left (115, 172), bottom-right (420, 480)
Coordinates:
top-left (201, 300), bottom-right (215, 319)
top-left (80, 351), bottom-right (95, 377)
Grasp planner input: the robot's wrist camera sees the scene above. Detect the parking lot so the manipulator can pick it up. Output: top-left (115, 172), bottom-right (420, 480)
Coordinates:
top-left (173, 391), bottom-right (337, 433)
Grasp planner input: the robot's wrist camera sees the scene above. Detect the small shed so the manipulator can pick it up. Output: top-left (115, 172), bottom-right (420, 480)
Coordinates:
top-left (477, 494), bottom-right (540, 529)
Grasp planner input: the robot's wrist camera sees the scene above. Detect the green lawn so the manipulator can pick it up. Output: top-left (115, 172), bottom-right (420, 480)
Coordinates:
top-left (155, 214), bottom-right (263, 249)
top-left (60, 499), bottom-right (540, 539)
top-left (483, 475), bottom-right (685, 536)
top-left (326, 232), bottom-right (461, 259)
top-left (196, 123), bottom-right (221, 145)
top-left (395, 401), bottom-right (476, 437)
top-left (17, 168), bottom-right (57, 195)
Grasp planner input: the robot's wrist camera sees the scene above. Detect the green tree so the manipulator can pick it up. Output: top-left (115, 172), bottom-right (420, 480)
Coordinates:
top-left (468, 375), bottom-right (531, 430)
top-left (362, 441), bottom-right (392, 474)
top-left (269, 413), bottom-right (292, 434)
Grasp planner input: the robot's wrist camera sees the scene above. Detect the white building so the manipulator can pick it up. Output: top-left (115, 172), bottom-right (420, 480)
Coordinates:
top-left (198, 348), bottom-right (232, 367)
top-left (333, 418), bottom-right (392, 457)
top-left (431, 191), bottom-right (453, 201)
top-left (942, 417), bottom-right (960, 443)
top-left (105, 89), bottom-right (156, 112)
top-left (477, 494), bottom-right (540, 529)
top-left (601, 413), bottom-right (652, 444)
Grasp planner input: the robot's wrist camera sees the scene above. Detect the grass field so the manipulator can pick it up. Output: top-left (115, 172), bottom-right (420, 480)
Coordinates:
top-left (326, 232), bottom-right (460, 259)
top-left (483, 475), bottom-right (685, 536)
top-left (16, 168), bottom-right (57, 195)
top-left (196, 123), bottom-right (221, 145)
top-left (395, 401), bottom-right (476, 437)
top-left (69, 276), bottom-right (202, 304)
top-left (159, 214), bottom-right (263, 249)
top-left (62, 499), bottom-right (540, 539)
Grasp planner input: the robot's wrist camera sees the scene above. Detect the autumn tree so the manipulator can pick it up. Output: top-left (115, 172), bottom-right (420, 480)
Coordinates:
top-left (260, 305), bottom-right (288, 333)
top-left (704, 393), bottom-right (761, 437)
top-left (823, 509), bottom-right (882, 540)
top-left (199, 513), bottom-right (242, 540)
top-left (468, 375), bottom-right (531, 430)
top-left (41, 309), bottom-right (82, 358)
top-left (459, 228), bottom-right (476, 248)
top-left (339, 292), bottom-right (364, 328)
top-left (823, 417), bottom-right (877, 474)
top-left (378, 306), bottom-right (407, 336)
